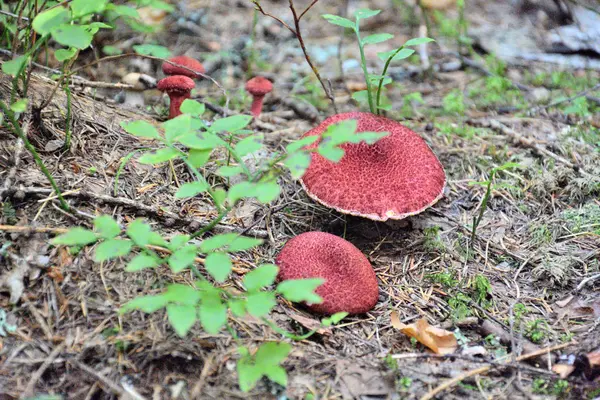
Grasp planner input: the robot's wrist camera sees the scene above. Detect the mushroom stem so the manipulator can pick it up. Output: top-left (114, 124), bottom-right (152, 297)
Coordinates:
top-left (249, 94), bottom-right (265, 117)
top-left (167, 91), bottom-right (191, 119)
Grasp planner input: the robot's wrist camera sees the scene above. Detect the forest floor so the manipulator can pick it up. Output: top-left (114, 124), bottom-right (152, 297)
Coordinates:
top-left (1, 0), bottom-right (600, 399)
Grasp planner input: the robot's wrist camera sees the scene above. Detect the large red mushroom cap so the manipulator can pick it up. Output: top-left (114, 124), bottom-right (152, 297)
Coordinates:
top-left (300, 112), bottom-right (446, 221)
top-left (162, 55), bottom-right (205, 79)
top-left (275, 231), bottom-right (379, 315)
top-left (245, 76), bottom-right (273, 117)
top-left (157, 75), bottom-right (195, 119)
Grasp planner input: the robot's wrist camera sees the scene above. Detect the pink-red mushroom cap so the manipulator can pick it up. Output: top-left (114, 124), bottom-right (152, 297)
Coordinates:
top-left (162, 55), bottom-right (205, 79)
top-left (157, 75), bottom-right (195, 119)
top-left (300, 112), bottom-right (446, 221)
top-left (275, 231), bottom-right (379, 315)
top-left (245, 76), bottom-right (273, 117)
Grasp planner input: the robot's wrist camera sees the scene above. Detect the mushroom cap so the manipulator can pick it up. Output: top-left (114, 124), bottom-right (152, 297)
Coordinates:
top-left (121, 72), bottom-right (157, 90)
top-left (275, 231), bottom-right (379, 315)
top-left (162, 55), bottom-right (205, 78)
top-left (245, 76), bottom-right (273, 96)
top-left (300, 112), bottom-right (446, 221)
top-left (157, 75), bottom-right (195, 94)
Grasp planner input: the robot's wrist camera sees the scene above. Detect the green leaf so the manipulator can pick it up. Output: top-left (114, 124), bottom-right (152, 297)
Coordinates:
top-left (216, 165), bottom-right (243, 178)
top-left (163, 114), bottom-right (192, 142)
top-left (168, 245), bottom-right (197, 272)
top-left (167, 304), bottom-right (197, 337)
top-left (149, 232), bottom-right (169, 248)
top-left (199, 233), bottom-right (237, 252)
top-left (264, 366), bottom-right (288, 387)
top-left (322, 311), bottom-right (349, 326)
top-left (133, 44), bottom-right (171, 58)
top-left (243, 264), bottom-right (278, 292)
top-left (10, 99), bottom-right (28, 113)
top-left (71, 0), bottom-right (109, 17)
top-left (238, 359), bottom-right (263, 392)
top-left (351, 89), bottom-right (370, 104)
top-left (256, 341), bottom-right (291, 365)
top-left (238, 342), bottom-right (291, 392)
top-left (125, 253), bottom-right (159, 272)
top-left (2, 55), bottom-right (28, 77)
top-left (317, 145), bottom-right (344, 162)
top-left (377, 48), bottom-right (415, 62)
top-left (55, 48), bottom-right (77, 62)
top-left (284, 152), bottom-right (311, 179)
top-left (138, 147), bottom-right (179, 164)
top-left (234, 134), bottom-right (263, 157)
top-left (52, 227), bottom-right (97, 246)
top-left (404, 37), bottom-right (435, 47)
top-left (94, 239), bottom-right (132, 262)
top-left (94, 215), bottom-right (120, 239)
top-left (355, 8), bottom-right (381, 19)
top-left (277, 278), bottom-right (324, 304)
top-left (86, 22), bottom-right (112, 35)
top-left (107, 4), bottom-right (140, 19)
top-left (227, 182), bottom-right (280, 204)
top-left (210, 115), bottom-right (252, 133)
top-left (228, 299), bottom-right (246, 317)
top-left (51, 24), bottom-right (93, 50)
top-left (187, 149), bottom-right (212, 168)
top-left (169, 234), bottom-right (191, 250)
top-left (120, 294), bottom-right (168, 313)
top-left (362, 33), bottom-right (394, 45)
top-left (102, 45), bottom-right (122, 56)
top-left (126, 219), bottom-right (153, 247)
top-left (121, 120), bottom-right (160, 139)
top-left (175, 181), bottom-right (209, 198)
top-left (228, 236), bottom-right (263, 252)
top-left (322, 14), bottom-right (355, 29)
top-left (285, 136), bottom-right (319, 153)
top-left (198, 292), bottom-right (227, 334)
top-left (180, 99), bottom-right (206, 116)
top-left (178, 131), bottom-right (224, 150)
top-left (205, 252), bottom-right (232, 283)
top-left (246, 291), bottom-right (276, 317)
top-left (32, 7), bottom-right (70, 36)
top-left (164, 283), bottom-right (202, 305)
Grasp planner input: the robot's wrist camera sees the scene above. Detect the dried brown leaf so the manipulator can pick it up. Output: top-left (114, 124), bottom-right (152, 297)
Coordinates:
top-left (391, 313), bottom-right (458, 355)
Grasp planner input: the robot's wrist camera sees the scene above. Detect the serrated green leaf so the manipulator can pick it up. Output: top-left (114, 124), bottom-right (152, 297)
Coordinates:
top-left (243, 264), bottom-right (278, 292)
top-left (362, 33), bottom-right (394, 45)
top-left (228, 236), bottom-right (263, 252)
top-left (228, 299), bottom-right (246, 317)
top-left (164, 283), bottom-right (202, 305)
top-left (180, 99), bottom-right (205, 116)
top-left (317, 145), bottom-right (345, 162)
top-left (404, 37), bottom-right (435, 47)
top-left (94, 215), bottom-right (120, 239)
top-left (178, 131), bottom-right (224, 150)
top-left (32, 7), bottom-right (70, 36)
top-left (125, 253), bottom-right (159, 272)
top-left (216, 165), bottom-right (243, 178)
top-left (187, 149), bottom-right (212, 168)
top-left (52, 227), bottom-right (97, 246)
top-left (199, 233), bottom-right (237, 252)
top-left (277, 278), bottom-right (324, 304)
top-left (71, 0), bottom-right (108, 17)
top-left (94, 239), bottom-right (132, 262)
top-left (167, 245), bottom-right (197, 272)
top-left (2, 55), bottom-right (28, 77)
top-left (285, 136), bottom-right (319, 153)
top-left (126, 219), bottom-right (153, 247)
top-left (355, 8), bottom-right (380, 19)
top-left (51, 24), bottom-right (93, 50)
top-left (284, 152), bottom-right (311, 179)
top-left (245, 291), bottom-right (276, 318)
top-left (210, 115), bottom-right (252, 133)
top-left (148, 231), bottom-right (169, 247)
top-left (170, 234), bottom-right (191, 250)
top-left (234, 134), bottom-right (263, 157)
top-left (163, 114), bottom-right (192, 142)
top-left (133, 44), bottom-right (171, 58)
top-left (121, 120), bottom-right (160, 139)
top-left (175, 181), bottom-right (209, 198)
top-left (167, 304), bottom-right (197, 337)
top-left (199, 293), bottom-right (227, 334)
top-left (120, 294), bottom-right (168, 313)
top-left (322, 14), bottom-right (355, 29)
top-left (138, 147), bottom-right (179, 164)
top-left (205, 252), bottom-right (232, 283)
top-left (238, 358), bottom-right (263, 392)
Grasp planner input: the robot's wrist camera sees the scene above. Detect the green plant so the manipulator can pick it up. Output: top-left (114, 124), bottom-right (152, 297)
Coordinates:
top-left (469, 162), bottom-right (520, 247)
top-left (51, 101), bottom-right (386, 391)
top-left (472, 274), bottom-right (491, 306)
top-left (442, 89), bottom-right (465, 115)
top-left (525, 318), bottom-right (550, 344)
top-left (322, 9), bottom-right (433, 114)
top-left (426, 271), bottom-right (458, 288)
top-left (423, 226), bottom-right (445, 252)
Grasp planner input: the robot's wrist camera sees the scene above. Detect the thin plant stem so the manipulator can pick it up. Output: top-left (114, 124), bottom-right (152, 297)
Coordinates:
top-left (63, 76), bottom-right (72, 148)
top-left (470, 173), bottom-right (494, 247)
top-left (0, 101), bottom-right (69, 211)
top-left (376, 46), bottom-right (405, 114)
top-left (355, 24), bottom-right (375, 113)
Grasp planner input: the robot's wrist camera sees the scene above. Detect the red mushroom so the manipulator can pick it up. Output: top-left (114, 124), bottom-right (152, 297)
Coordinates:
top-left (275, 231), bottom-right (379, 315)
top-left (162, 55), bottom-right (205, 79)
top-left (245, 76), bottom-right (273, 117)
top-left (300, 112), bottom-right (446, 221)
top-left (157, 75), bottom-right (195, 119)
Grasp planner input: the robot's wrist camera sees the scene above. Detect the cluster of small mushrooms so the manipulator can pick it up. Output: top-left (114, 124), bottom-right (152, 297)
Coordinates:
top-left (276, 112), bottom-right (446, 315)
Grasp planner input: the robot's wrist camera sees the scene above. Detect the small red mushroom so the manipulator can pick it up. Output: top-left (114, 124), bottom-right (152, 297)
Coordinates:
top-left (245, 76), bottom-right (273, 118)
top-left (300, 112), bottom-right (446, 221)
top-left (275, 231), bottom-right (379, 315)
top-left (157, 75), bottom-right (195, 119)
top-left (162, 55), bottom-right (205, 79)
